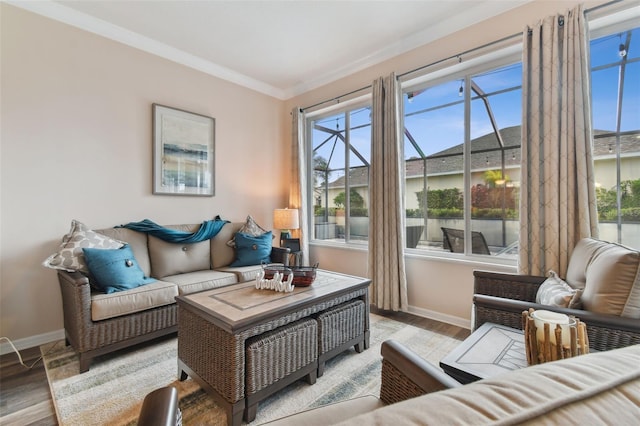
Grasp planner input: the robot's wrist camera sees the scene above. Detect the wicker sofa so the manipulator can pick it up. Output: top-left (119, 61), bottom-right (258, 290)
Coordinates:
top-left (473, 238), bottom-right (640, 351)
top-left (139, 340), bottom-right (640, 425)
top-left (56, 221), bottom-right (289, 373)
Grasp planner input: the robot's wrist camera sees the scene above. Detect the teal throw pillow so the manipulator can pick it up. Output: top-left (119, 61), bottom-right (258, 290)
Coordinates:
top-left (230, 231), bottom-right (272, 267)
top-left (83, 245), bottom-right (156, 294)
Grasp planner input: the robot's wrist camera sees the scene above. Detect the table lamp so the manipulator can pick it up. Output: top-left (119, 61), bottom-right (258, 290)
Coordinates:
top-left (273, 208), bottom-right (299, 245)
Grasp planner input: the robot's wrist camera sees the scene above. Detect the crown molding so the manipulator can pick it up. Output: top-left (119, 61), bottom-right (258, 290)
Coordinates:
top-left (6, 0), bottom-right (288, 100)
top-left (7, 0), bottom-right (533, 101)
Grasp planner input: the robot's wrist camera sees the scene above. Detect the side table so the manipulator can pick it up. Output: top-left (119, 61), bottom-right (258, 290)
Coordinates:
top-left (439, 322), bottom-right (527, 384)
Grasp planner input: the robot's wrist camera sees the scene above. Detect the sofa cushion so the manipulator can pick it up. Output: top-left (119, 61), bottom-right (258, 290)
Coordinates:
top-left (210, 222), bottom-right (240, 268)
top-left (148, 224), bottom-right (210, 278)
top-left (91, 280), bottom-right (178, 321)
top-left (43, 220), bottom-right (124, 273)
top-left (164, 270), bottom-right (238, 295)
top-left (83, 245), bottom-right (155, 294)
top-left (565, 238), bottom-right (608, 290)
top-left (226, 215), bottom-right (273, 247)
top-left (230, 231), bottom-right (273, 267)
top-left (97, 227), bottom-right (151, 277)
top-left (216, 265), bottom-right (264, 282)
top-left (536, 270), bottom-right (582, 309)
top-left (264, 395), bottom-right (384, 426)
top-left (582, 242), bottom-right (640, 317)
top-left (333, 345), bottom-right (640, 426)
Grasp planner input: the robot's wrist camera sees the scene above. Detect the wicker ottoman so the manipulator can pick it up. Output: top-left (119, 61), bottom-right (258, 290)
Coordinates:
top-left (316, 299), bottom-right (366, 377)
top-left (244, 318), bottom-right (318, 422)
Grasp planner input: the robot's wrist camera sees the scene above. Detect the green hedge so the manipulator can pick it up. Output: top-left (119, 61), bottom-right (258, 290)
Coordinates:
top-left (600, 207), bottom-right (640, 222)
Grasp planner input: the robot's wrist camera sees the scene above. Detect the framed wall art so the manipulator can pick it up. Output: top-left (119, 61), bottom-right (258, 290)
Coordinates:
top-left (152, 103), bottom-right (215, 196)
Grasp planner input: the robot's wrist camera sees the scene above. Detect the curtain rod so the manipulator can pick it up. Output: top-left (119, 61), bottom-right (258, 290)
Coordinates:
top-left (399, 0), bottom-right (621, 80)
top-left (398, 32), bottom-right (520, 80)
top-left (300, 84), bottom-right (371, 112)
top-left (300, 0), bottom-right (622, 112)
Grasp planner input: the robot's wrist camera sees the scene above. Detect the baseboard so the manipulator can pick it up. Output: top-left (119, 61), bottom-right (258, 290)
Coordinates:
top-left (406, 305), bottom-right (471, 330)
top-left (0, 329), bottom-right (65, 355)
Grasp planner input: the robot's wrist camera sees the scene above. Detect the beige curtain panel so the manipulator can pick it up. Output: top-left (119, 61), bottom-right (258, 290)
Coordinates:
top-left (519, 4), bottom-right (598, 277)
top-left (368, 73), bottom-right (408, 311)
top-left (291, 107), bottom-right (309, 263)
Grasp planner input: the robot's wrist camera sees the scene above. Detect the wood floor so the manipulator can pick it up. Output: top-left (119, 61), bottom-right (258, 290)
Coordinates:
top-left (0, 310), bottom-right (469, 426)
top-left (0, 344), bottom-right (57, 426)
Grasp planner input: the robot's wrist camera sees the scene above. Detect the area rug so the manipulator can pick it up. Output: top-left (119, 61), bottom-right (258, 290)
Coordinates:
top-left (42, 314), bottom-right (464, 425)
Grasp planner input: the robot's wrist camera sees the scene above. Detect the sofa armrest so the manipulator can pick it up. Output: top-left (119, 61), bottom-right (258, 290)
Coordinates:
top-left (270, 246), bottom-right (291, 266)
top-left (57, 269), bottom-right (91, 287)
top-left (474, 270), bottom-right (545, 302)
top-left (138, 386), bottom-right (180, 426)
top-left (57, 270), bottom-right (93, 345)
top-left (379, 339), bottom-right (461, 405)
top-left (473, 294), bottom-right (640, 350)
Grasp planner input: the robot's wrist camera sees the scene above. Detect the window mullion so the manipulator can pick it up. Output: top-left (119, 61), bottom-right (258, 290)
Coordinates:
top-left (463, 75), bottom-right (472, 255)
top-left (344, 111), bottom-right (351, 242)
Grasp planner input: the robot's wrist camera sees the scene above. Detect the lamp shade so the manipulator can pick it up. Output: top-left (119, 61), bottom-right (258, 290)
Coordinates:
top-left (273, 208), bottom-right (299, 231)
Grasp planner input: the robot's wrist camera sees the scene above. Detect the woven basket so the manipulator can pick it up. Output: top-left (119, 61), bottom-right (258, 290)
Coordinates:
top-left (262, 263), bottom-right (318, 287)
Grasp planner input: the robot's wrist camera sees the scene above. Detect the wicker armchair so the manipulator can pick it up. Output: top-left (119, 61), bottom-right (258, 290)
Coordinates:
top-left (379, 339), bottom-right (461, 404)
top-left (473, 270), bottom-right (640, 351)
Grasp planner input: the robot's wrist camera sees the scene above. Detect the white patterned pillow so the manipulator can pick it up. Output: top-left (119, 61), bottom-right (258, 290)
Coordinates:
top-left (43, 220), bottom-right (125, 273)
top-left (226, 215), bottom-right (273, 247)
top-left (536, 270), bottom-right (583, 309)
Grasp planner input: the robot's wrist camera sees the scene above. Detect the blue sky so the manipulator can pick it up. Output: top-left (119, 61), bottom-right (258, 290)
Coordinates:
top-left (313, 26), bottom-right (639, 170)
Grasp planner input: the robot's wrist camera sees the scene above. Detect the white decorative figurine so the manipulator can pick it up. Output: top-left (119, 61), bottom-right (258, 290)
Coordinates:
top-left (255, 270), bottom-right (295, 293)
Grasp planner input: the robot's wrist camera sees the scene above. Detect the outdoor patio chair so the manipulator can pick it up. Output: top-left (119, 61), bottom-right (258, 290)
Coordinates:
top-left (441, 227), bottom-right (491, 255)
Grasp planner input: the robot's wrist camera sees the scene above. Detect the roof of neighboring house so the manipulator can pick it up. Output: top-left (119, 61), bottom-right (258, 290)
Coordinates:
top-left (323, 126), bottom-right (640, 189)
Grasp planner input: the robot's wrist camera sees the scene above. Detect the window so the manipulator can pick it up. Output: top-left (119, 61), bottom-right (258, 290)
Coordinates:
top-left (309, 100), bottom-right (372, 244)
top-left (402, 56), bottom-right (522, 258)
top-left (305, 11), bottom-right (639, 254)
top-left (591, 25), bottom-right (640, 250)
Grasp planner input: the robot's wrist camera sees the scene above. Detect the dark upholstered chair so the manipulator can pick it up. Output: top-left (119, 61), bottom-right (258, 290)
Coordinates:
top-left (441, 227), bottom-right (491, 255)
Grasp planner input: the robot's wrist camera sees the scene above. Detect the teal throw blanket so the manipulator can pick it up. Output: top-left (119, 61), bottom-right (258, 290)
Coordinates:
top-left (118, 218), bottom-right (228, 243)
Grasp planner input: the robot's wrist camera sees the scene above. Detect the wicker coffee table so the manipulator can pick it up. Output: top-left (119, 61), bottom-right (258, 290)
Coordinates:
top-left (176, 270), bottom-right (371, 426)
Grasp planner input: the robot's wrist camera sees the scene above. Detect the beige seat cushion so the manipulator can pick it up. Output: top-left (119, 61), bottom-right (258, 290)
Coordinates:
top-left (148, 224), bottom-right (211, 279)
top-left (164, 270), bottom-right (238, 295)
top-left (216, 265), bottom-right (264, 282)
top-left (334, 345), bottom-right (640, 426)
top-left (582, 242), bottom-right (640, 317)
top-left (98, 227), bottom-right (151, 276)
top-left (91, 280), bottom-right (177, 321)
top-left (565, 238), bottom-right (608, 290)
top-left (210, 222), bottom-right (242, 268)
top-left (264, 395), bottom-right (384, 426)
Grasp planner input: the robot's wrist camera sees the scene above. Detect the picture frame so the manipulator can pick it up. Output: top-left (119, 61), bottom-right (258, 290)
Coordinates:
top-left (152, 103), bottom-right (215, 196)
top-left (282, 238), bottom-right (301, 252)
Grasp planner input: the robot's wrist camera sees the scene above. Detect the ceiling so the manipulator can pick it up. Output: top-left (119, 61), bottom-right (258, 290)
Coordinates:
top-left (11, 0), bottom-right (532, 99)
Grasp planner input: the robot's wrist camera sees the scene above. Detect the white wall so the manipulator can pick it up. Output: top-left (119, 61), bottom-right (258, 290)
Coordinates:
top-left (0, 4), bottom-right (288, 348)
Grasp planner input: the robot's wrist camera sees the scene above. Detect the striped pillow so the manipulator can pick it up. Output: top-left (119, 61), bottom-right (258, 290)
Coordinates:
top-left (536, 270), bottom-right (583, 309)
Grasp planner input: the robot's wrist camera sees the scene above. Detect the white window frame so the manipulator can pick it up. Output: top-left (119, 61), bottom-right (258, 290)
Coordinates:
top-left (400, 45), bottom-right (522, 265)
top-left (306, 94), bottom-right (372, 247)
